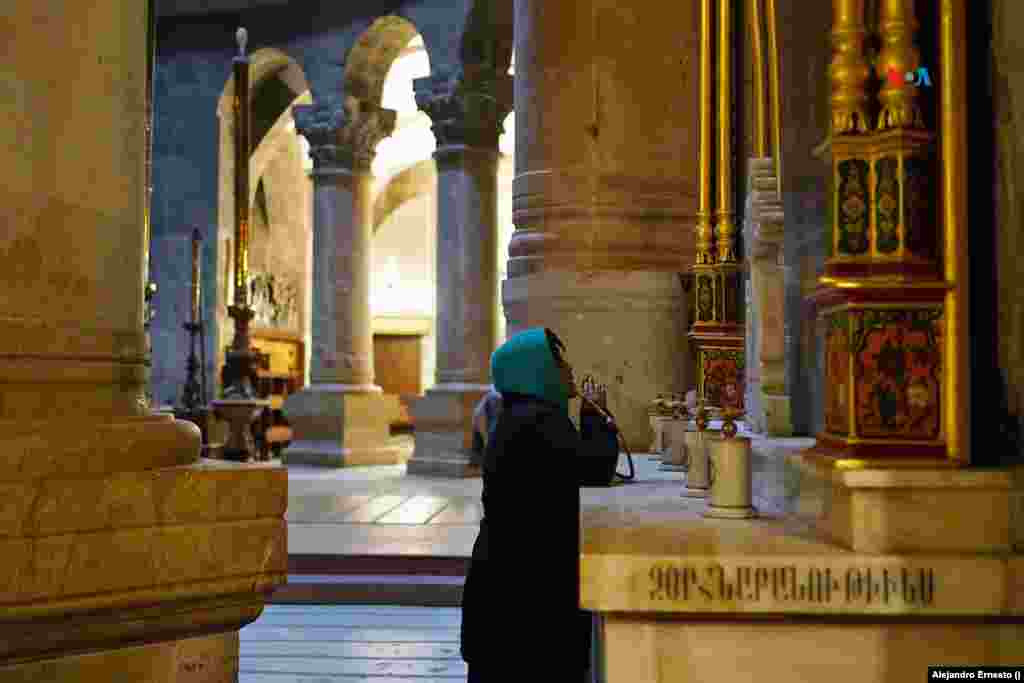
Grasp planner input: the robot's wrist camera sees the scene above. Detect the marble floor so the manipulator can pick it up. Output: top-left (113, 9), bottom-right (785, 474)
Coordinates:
top-left (282, 431), bottom-right (813, 560)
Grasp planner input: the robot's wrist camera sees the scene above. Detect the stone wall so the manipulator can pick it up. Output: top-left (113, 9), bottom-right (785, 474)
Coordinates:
top-left (985, 0), bottom-right (1024, 461)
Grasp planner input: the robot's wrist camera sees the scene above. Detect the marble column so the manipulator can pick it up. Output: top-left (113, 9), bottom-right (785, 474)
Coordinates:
top-left (745, 158), bottom-right (792, 435)
top-left (405, 67), bottom-right (513, 477)
top-left (284, 97), bottom-right (404, 466)
top-left (505, 1), bottom-right (701, 451)
top-left (0, 2), bottom-right (286, 678)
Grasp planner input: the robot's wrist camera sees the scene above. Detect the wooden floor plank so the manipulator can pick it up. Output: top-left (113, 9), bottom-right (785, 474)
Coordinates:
top-left (240, 641), bottom-right (460, 659)
top-left (239, 656), bottom-right (466, 676)
top-left (240, 627), bottom-right (460, 643)
top-left (262, 605), bottom-right (462, 615)
top-left (241, 675), bottom-right (459, 683)
top-left (251, 611), bottom-right (460, 628)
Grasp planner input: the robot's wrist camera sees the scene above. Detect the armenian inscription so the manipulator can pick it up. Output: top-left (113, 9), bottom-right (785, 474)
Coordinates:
top-left (648, 564), bottom-right (935, 608)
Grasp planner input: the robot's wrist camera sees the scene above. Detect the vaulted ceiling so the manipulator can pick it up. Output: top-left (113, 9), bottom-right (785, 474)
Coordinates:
top-left (157, 0), bottom-right (290, 17)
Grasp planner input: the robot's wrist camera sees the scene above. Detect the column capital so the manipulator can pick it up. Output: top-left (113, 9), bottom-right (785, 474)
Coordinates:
top-left (414, 66), bottom-right (513, 149)
top-left (293, 97), bottom-right (396, 173)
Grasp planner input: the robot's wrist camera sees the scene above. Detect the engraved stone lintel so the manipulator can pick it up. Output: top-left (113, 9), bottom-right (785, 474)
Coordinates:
top-left (414, 67), bottom-right (513, 149)
top-left (293, 97), bottom-right (396, 172)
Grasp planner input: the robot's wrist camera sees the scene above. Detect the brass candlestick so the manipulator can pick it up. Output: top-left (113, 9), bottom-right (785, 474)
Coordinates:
top-left (221, 27), bottom-right (260, 400)
top-left (180, 229), bottom-right (207, 414)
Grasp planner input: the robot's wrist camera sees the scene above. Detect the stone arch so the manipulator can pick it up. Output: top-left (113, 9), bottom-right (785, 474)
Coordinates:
top-left (373, 160), bottom-right (436, 234)
top-left (217, 48), bottom-right (309, 123)
top-left (343, 15), bottom-right (426, 107)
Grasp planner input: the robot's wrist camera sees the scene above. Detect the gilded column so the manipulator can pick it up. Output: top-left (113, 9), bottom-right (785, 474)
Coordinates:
top-left (689, 0), bottom-right (746, 415)
top-left (808, 0), bottom-right (948, 464)
top-left (283, 97), bottom-right (406, 467)
top-left (407, 65), bottom-right (513, 477)
top-left (830, 0), bottom-right (871, 134)
top-left (876, 0), bottom-right (925, 130)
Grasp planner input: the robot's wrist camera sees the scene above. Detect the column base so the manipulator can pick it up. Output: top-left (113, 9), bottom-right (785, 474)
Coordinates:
top-left (406, 384), bottom-right (488, 478)
top-left (282, 384), bottom-right (406, 467)
top-left (785, 451), bottom-right (1024, 554)
top-left (763, 393), bottom-right (793, 436)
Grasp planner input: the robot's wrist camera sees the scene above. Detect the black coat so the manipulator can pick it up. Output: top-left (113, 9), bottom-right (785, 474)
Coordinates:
top-left (460, 392), bottom-right (614, 676)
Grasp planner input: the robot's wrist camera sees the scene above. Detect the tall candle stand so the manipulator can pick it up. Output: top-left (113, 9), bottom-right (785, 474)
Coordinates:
top-left (177, 228), bottom-right (211, 443)
top-left (211, 27), bottom-right (269, 461)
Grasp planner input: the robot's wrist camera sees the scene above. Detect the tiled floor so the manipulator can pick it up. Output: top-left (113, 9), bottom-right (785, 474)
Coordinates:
top-left (239, 604), bottom-right (465, 682)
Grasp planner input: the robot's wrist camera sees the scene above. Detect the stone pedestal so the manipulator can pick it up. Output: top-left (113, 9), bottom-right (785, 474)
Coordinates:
top-left (0, 2), bottom-right (286, 678)
top-left (283, 385), bottom-right (403, 467)
top-left (408, 384), bottom-right (488, 477)
top-left (286, 101), bottom-right (404, 467)
top-left (581, 467), bottom-right (1024, 683)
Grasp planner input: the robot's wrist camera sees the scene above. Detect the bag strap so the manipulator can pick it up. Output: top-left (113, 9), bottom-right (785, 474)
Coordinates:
top-left (579, 374), bottom-right (635, 482)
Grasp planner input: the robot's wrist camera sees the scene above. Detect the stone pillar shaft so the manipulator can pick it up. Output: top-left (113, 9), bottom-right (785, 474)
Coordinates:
top-left (0, 3), bottom-right (286, 675)
top-left (284, 100), bottom-right (404, 467)
top-left (406, 67), bottom-right (511, 477)
top-left (309, 167), bottom-right (376, 388)
top-left (505, 0), bottom-right (700, 450)
top-left (433, 146), bottom-right (500, 387)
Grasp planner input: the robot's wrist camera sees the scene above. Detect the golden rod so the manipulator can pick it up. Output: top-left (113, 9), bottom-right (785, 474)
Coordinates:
top-left (940, 0), bottom-right (970, 465)
top-left (143, 0), bottom-right (156, 303)
top-left (877, 0), bottom-right (923, 129)
top-left (191, 228), bottom-right (202, 325)
top-left (765, 0), bottom-right (783, 195)
top-left (749, 0), bottom-right (768, 159)
top-left (715, 0), bottom-right (737, 264)
top-left (830, 0), bottom-right (870, 134)
top-left (695, 0), bottom-right (715, 266)
top-left (233, 28), bottom-right (251, 309)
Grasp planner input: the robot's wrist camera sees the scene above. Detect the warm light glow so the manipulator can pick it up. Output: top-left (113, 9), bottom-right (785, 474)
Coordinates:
top-left (373, 36), bottom-right (435, 184)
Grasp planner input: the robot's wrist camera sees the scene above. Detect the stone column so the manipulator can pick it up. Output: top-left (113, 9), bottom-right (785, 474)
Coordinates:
top-left (745, 157), bottom-right (792, 435)
top-left (506, 1), bottom-right (701, 451)
top-left (405, 67), bottom-right (513, 477)
top-left (284, 98), bottom-right (404, 466)
top-left (0, 2), bottom-right (286, 678)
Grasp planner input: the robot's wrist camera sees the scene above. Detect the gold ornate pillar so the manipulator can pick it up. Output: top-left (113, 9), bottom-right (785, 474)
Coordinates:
top-left (809, 0), bottom-right (958, 464)
top-left (689, 0), bottom-right (746, 414)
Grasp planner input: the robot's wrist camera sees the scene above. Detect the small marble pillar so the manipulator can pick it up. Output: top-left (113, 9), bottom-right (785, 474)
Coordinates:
top-left (284, 98), bottom-right (403, 466)
top-left (406, 67), bottom-right (513, 477)
top-left (745, 158), bottom-right (792, 436)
